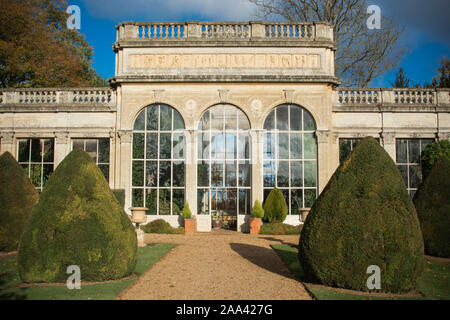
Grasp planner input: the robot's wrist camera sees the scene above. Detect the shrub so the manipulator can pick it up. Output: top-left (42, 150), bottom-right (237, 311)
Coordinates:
top-left (421, 140), bottom-right (450, 180)
top-left (112, 189), bottom-right (125, 208)
top-left (263, 188), bottom-right (288, 223)
top-left (0, 152), bottom-right (39, 252)
top-left (182, 202), bottom-right (192, 219)
top-left (141, 219), bottom-right (184, 234)
top-left (299, 137), bottom-right (424, 293)
top-left (260, 222), bottom-right (302, 235)
top-left (414, 156), bottom-right (450, 258)
top-left (18, 149), bottom-right (137, 283)
top-left (251, 200), bottom-right (264, 218)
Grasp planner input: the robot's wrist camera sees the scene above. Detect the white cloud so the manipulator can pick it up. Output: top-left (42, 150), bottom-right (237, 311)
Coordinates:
top-left (81, 0), bottom-right (257, 22)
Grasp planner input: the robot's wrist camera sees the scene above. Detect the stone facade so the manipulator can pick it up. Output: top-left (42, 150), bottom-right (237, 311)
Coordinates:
top-left (0, 21), bottom-right (449, 232)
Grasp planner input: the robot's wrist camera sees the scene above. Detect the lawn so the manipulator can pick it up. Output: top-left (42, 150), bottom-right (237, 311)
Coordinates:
top-left (271, 243), bottom-right (450, 300)
top-left (0, 243), bottom-right (177, 300)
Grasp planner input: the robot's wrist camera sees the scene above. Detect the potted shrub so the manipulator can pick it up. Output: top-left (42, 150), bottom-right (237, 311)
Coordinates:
top-left (249, 200), bottom-right (264, 234)
top-left (182, 202), bottom-right (195, 235)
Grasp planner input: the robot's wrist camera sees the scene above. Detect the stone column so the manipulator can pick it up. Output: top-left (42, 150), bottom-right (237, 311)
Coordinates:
top-left (315, 130), bottom-right (330, 194)
top-left (108, 131), bottom-right (116, 188)
top-left (118, 130), bottom-right (133, 214)
top-left (54, 132), bottom-right (70, 167)
top-left (0, 132), bottom-right (15, 156)
top-left (251, 129), bottom-right (264, 204)
top-left (382, 132), bottom-right (396, 162)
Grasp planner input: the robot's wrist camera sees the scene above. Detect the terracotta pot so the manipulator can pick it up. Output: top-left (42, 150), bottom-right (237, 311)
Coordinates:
top-left (184, 218), bottom-right (196, 235)
top-left (249, 217), bottom-right (261, 235)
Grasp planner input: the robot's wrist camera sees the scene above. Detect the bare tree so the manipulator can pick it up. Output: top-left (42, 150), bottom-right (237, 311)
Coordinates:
top-left (249, 0), bottom-right (405, 87)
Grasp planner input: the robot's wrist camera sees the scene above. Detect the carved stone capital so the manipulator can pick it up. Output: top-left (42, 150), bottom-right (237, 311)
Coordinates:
top-left (283, 90), bottom-right (294, 104)
top-left (438, 132), bottom-right (450, 141)
top-left (153, 90), bottom-right (165, 102)
top-left (250, 99), bottom-right (263, 119)
top-left (118, 130), bottom-right (133, 143)
top-left (381, 132), bottom-right (396, 145)
top-left (0, 132), bottom-right (14, 144)
top-left (55, 131), bottom-right (70, 144)
top-left (218, 89), bottom-right (229, 103)
top-left (315, 130), bottom-right (330, 144)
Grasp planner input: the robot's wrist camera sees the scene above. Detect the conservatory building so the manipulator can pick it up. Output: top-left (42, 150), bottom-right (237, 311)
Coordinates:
top-left (0, 21), bottom-right (449, 232)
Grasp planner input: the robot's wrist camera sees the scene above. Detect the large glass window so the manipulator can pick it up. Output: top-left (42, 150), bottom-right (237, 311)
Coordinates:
top-left (132, 104), bottom-right (185, 215)
top-left (72, 139), bottom-right (110, 182)
top-left (396, 138), bottom-right (434, 198)
top-left (17, 138), bottom-right (54, 192)
top-left (339, 138), bottom-right (380, 163)
top-left (197, 105), bottom-right (251, 229)
top-left (263, 104), bottom-right (317, 214)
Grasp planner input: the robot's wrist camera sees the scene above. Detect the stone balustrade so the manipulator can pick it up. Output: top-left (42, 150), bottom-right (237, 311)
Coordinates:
top-left (334, 88), bottom-right (450, 107)
top-left (116, 21), bottom-right (333, 42)
top-left (0, 88), bottom-right (115, 106)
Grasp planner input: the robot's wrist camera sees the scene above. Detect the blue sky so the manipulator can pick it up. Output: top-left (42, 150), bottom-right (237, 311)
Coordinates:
top-left (69, 0), bottom-right (449, 87)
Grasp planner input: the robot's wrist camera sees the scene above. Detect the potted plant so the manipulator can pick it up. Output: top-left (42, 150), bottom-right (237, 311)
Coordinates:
top-left (249, 200), bottom-right (264, 234)
top-left (182, 202), bottom-right (195, 235)
top-left (211, 211), bottom-right (221, 229)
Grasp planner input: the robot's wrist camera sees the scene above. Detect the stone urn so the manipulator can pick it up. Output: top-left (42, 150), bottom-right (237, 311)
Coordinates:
top-left (130, 207), bottom-right (148, 247)
top-left (300, 208), bottom-right (310, 223)
top-left (249, 217), bottom-right (262, 235)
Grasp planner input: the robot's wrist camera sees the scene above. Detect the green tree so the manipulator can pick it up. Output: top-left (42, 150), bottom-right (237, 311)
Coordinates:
top-left (299, 137), bottom-right (424, 293)
top-left (263, 188), bottom-right (288, 223)
top-left (251, 200), bottom-right (264, 218)
top-left (0, 0), bottom-right (107, 88)
top-left (389, 68), bottom-right (411, 88)
top-left (421, 140), bottom-right (450, 180)
top-left (250, 0), bottom-right (405, 87)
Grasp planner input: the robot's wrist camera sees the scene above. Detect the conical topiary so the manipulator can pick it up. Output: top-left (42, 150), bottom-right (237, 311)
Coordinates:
top-left (299, 137), bottom-right (424, 293)
top-left (18, 148), bottom-right (137, 283)
top-left (251, 200), bottom-right (264, 218)
top-left (182, 202), bottom-right (192, 219)
top-left (0, 152), bottom-right (39, 252)
top-left (263, 188), bottom-right (288, 223)
top-left (414, 156), bottom-right (450, 258)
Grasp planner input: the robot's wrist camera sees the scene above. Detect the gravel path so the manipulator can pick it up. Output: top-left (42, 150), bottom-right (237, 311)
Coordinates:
top-left (117, 230), bottom-right (311, 300)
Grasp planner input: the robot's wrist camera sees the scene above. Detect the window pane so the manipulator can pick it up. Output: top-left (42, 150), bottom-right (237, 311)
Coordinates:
top-left (159, 133), bottom-right (171, 159)
top-left (238, 161), bottom-right (251, 187)
top-left (30, 164), bottom-right (41, 187)
top-left (409, 165), bottom-right (420, 189)
top-left (173, 133), bottom-right (184, 160)
top-left (278, 133), bottom-right (289, 159)
top-left (173, 189), bottom-right (184, 215)
top-left (225, 134), bottom-right (237, 160)
top-left (264, 110), bottom-right (275, 130)
top-left (173, 110), bottom-right (184, 130)
top-left (18, 140), bottom-right (30, 162)
top-left (132, 188), bottom-right (143, 207)
top-left (134, 111), bottom-right (145, 131)
top-left (291, 189), bottom-right (303, 214)
top-left (145, 189), bottom-right (157, 214)
top-left (238, 189), bottom-right (251, 215)
top-left (146, 106), bottom-right (158, 130)
top-left (200, 110), bottom-right (210, 131)
top-left (304, 161), bottom-right (317, 187)
top-left (291, 161), bottom-right (303, 187)
top-left (43, 139), bottom-right (54, 163)
top-left (146, 133), bottom-right (158, 159)
top-left (211, 162), bottom-right (223, 187)
top-left (30, 139), bottom-right (41, 162)
top-left (397, 165), bottom-right (408, 187)
top-left (159, 161), bottom-right (171, 187)
top-left (339, 139), bottom-right (352, 163)
top-left (197, 161), bottom-right (210, 187)
top-left (132, 161), bottom-right (144, 187)
top-left (396, 139), bottom-right (407, 163)
top-left (276, 105), bottom-right (289, 130)
top-left (277, 161), bottom-right (289, 187)
top-left (85, 140), bottom-right (97, 162)
top-left (198, 132), bottom-right (210, 159)
top-left (225, 162), bottom-right (236, 187)
top-left (98, 139), bottom-right (109, 163)
top-left (290, 133), bottom-right (302, 159)
top-left (264, 133), bottom-right (275, 159)
top-left (159, 189), bottom-right (171, 215)
top-left (146, 161), bottom-right (157, 187)
top-left (224, 105), bottom-right (237, 130)
top-left (211, 133), bottom-right (224, 159)
top-left (304, 133), bottom-right (317, 159)
top-left (211, 107), bottom-right (223, 131)
top-left (290, 105), bottom-right (302, 131)
top-left (133, 133), bottom-right (144, 159)
top-left (160, 105), bottom-right (172, 130)
top-left (98, 164), bottom-right (109, 182)
top-left (409, 140), bottom-right (420, 163)
top-left (225, 189), bottom-right (237, 215)
top-left (43, 164), bottom-right (53, 186)
top-left (263, 161), bottom-right (275, 187)
top-left (197, 189), bottom-right (209, 214)
top-left (238, 133), bottom-right (250, 159)
top-left (303, 110), bottom-right (316, 131)
top-left (238, 110), bottom-right (250, 130)
top-left (73, 139), bottom-right (84, 150)
top-left (304, 189), bottom-right (317, 208)
top-left (173, 162), bottom-right (185, 187)
top-left (263, 189), bottom-right (271, 207)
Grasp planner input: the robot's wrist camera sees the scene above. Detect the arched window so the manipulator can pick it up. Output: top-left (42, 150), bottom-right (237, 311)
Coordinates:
top-left (131, 104), bottom-right (185, 215)
top-left (197, 104), bottom-right (251, 230)
top-left (263, 104), bottom-right (317, 214)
